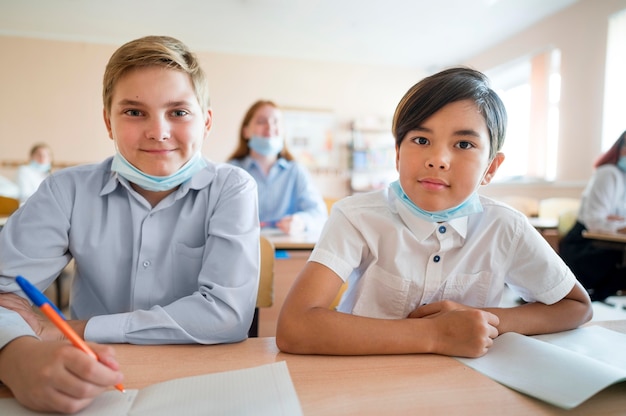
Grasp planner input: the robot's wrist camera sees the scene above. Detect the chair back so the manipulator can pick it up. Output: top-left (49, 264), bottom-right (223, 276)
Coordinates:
top-left (557, 209), bottom-right (578, 237)
top-left (249, 236), bottom-right (275, 337)
top-left (329, 282), bottom-right (348, 310)
top-left (538, 198), bottom-right (580, 221)
top-left (0, 196), bottom-right (19, 216)
top-left (257, 236), bottom-right (275, 308)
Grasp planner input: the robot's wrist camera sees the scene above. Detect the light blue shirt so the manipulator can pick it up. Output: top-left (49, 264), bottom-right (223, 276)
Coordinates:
top-left (229, 156), bottom-right (327, 232)
top-left (0, 157), bottom-right (260, 346)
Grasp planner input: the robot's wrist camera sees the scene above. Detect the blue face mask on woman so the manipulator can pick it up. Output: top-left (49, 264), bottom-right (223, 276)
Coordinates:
top-left (617, 156), bottom-right (626, 172)
top-left (29, 161), bottom-right (51, 173)
top-left (111, 151), bottom-right (207, 192)
top-left (248, 136), bottom-right (284, 156)
top-left (389, 180), bottom-right (483, 223)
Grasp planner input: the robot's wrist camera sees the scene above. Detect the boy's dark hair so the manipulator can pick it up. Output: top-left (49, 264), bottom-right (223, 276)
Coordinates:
top-left (392, 67), bottom-right (507, 160)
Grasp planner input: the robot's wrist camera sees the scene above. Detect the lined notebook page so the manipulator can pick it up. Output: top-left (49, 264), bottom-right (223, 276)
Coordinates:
top-left (0, 361), bottom-right (302, 416)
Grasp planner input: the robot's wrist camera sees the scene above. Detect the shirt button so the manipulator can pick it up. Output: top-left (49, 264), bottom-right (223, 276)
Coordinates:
top-left (433, 255), bottom-right (441, 263)
top-left (438, 225), bottom-right (446, 233)
top-left (143, 260), bottom-right (151, 268)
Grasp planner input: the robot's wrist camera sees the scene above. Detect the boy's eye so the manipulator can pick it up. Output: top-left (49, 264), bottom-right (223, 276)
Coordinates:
top-left (412, 137), bottom-right (429, 145)
top-left (172, 109), bottom-right (189, 117)
top-left (457, 141), bottom-right (475, 150)
top-left (124, 109), bottom-right (143, 117)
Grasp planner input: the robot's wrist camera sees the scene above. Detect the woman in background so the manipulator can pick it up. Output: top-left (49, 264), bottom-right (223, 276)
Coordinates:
top-left (16, 143), bottom-right (52, 202)
top-left (229, 100), bottom-right (327, 235)
top-left (560, 130), bottom-right (626, 301)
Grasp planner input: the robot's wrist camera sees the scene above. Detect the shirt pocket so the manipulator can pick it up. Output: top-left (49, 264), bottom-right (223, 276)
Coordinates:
top-left (171, 242), bottom-right (205, 288)
top-left (441, 271), bottom-right (492, 307)
top-left (352, 264), bottom-right (410, 319)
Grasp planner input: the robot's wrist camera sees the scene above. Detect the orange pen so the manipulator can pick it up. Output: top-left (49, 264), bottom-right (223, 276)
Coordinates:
top-left (16, 275), bottom-right (125, 393)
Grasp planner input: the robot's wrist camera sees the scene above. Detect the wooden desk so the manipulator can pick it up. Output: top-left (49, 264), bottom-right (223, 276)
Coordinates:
top-left (583, 230), bottom-right (626, 244)
top-left (528, 216), bottom-right (559, 230)
top-left (2, 321), bottom-right (624, 415)
top-left (263, 231), bottom-right (318, 250)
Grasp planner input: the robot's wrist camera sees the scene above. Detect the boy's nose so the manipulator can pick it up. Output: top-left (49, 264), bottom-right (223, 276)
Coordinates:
top-left (426, 152), bottom-right (450, 170)
top-left (146, 117), bottom-right (171, 141)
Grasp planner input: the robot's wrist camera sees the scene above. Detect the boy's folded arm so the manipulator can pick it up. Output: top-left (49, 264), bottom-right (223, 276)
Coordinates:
top-left (482, 281), bottom-right (593, 335)
top-left (276, 262), bottom-right (499, 358)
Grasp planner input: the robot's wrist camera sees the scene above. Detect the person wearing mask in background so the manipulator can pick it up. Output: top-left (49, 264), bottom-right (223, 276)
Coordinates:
top-left (16, 143), bottom-right (53, 202)
top-left (560, 130), bottom-right (626, 302)
top-left (228, 100), bottom-right (327, 235)
top-left (0, 35), bottom-right (259, 413)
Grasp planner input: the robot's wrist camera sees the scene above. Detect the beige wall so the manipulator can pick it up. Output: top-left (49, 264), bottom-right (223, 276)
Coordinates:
top-left (0, 36), bottom-right (421, 199)
top-left (1, 0), bottom-right (625, 200)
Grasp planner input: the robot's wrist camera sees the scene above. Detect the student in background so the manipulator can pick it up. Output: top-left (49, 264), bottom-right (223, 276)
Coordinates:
top-left (560, 130), bottom-right (626, 301)
top-left (16, 142), bottom-right (53, 202)
top-left (228, 100), bottom-right (327, 235)
top-left (0, 35), bottom-right (259, 413)
top-left (0, 175), bottom-right (19, 199)
top-left (277, 67), bottom-right (592, 358)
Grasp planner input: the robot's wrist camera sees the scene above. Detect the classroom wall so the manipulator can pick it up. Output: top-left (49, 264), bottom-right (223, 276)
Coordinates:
top-left (0, 36), bottom-right (421, 197)
top-left (465, 0), bottom-right (626, 189)
top-left (1, 0), bottom-right (625, 201)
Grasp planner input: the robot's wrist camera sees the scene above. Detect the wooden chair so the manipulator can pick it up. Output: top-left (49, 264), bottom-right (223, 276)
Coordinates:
top-left (538, 197), bottom-right (580, 221)
top-left (0, 195), bottom-right (19, 216)
top-left (329, 282), bottom-right (348, 310)
top-left (323, 197), bottom-right (340, 215)
top-left (248, 236), bottom-right (275, 337)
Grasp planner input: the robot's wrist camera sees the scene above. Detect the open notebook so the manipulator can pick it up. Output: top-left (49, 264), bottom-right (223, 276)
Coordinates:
top-left (457, 325), bottom-right (626, 409)
top-left (0, 361), bottom-right (303, 415)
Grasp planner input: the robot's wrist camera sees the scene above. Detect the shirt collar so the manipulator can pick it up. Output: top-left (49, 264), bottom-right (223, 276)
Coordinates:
top-left (100, 157), bottom-right (216, 197)
top-left (388, 187), bottom-right (469, 240)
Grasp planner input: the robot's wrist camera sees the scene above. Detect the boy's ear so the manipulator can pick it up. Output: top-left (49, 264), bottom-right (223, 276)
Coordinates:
top-left (481, 152), bottom-right (505, 185)
top-left (103, 108), bottom-right (114, 140)
top-left (204, 109), bottom-right (213, 134)
top-left (395, 144), bottom-right (400, 171)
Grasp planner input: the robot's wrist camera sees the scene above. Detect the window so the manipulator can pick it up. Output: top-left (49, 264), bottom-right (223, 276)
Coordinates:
top-left (486, 49), bottom-right (561, 182)
top-left (602, 8), bottom-right (626, 150)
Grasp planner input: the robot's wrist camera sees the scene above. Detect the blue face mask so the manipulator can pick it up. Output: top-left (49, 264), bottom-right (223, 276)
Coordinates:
top-left (111, 152), bottom-right (207, 192)
top-left (30, 161), bottom-right (51, 173)
top-left (389, 180), bottom-right (483, 223)
top-left (617, 156), bottom-right (626, 172)
top-left (248, 136), bottom-right (284, 156)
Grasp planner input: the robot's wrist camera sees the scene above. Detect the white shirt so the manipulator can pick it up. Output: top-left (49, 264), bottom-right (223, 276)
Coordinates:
top-left (309, 187), bottom-right (575, 319)
top-left (578, 164), bottom-right (626, 233)
top-left (15, 163), bottom-right (49, 202)
top-left (0, 157), bottom-right (260, 346)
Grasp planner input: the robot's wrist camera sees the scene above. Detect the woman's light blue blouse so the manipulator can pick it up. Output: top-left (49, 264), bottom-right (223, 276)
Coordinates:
top-left (229, 156), bottom-right (327, 231)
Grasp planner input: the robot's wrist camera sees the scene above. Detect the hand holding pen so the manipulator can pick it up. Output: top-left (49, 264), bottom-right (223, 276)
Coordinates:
top-left (15, 275), bottom-right (125, 393)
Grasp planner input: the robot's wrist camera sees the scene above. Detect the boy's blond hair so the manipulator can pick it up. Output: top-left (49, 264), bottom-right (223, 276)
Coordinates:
top-left (102, 35), bottom-right (210, 115)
